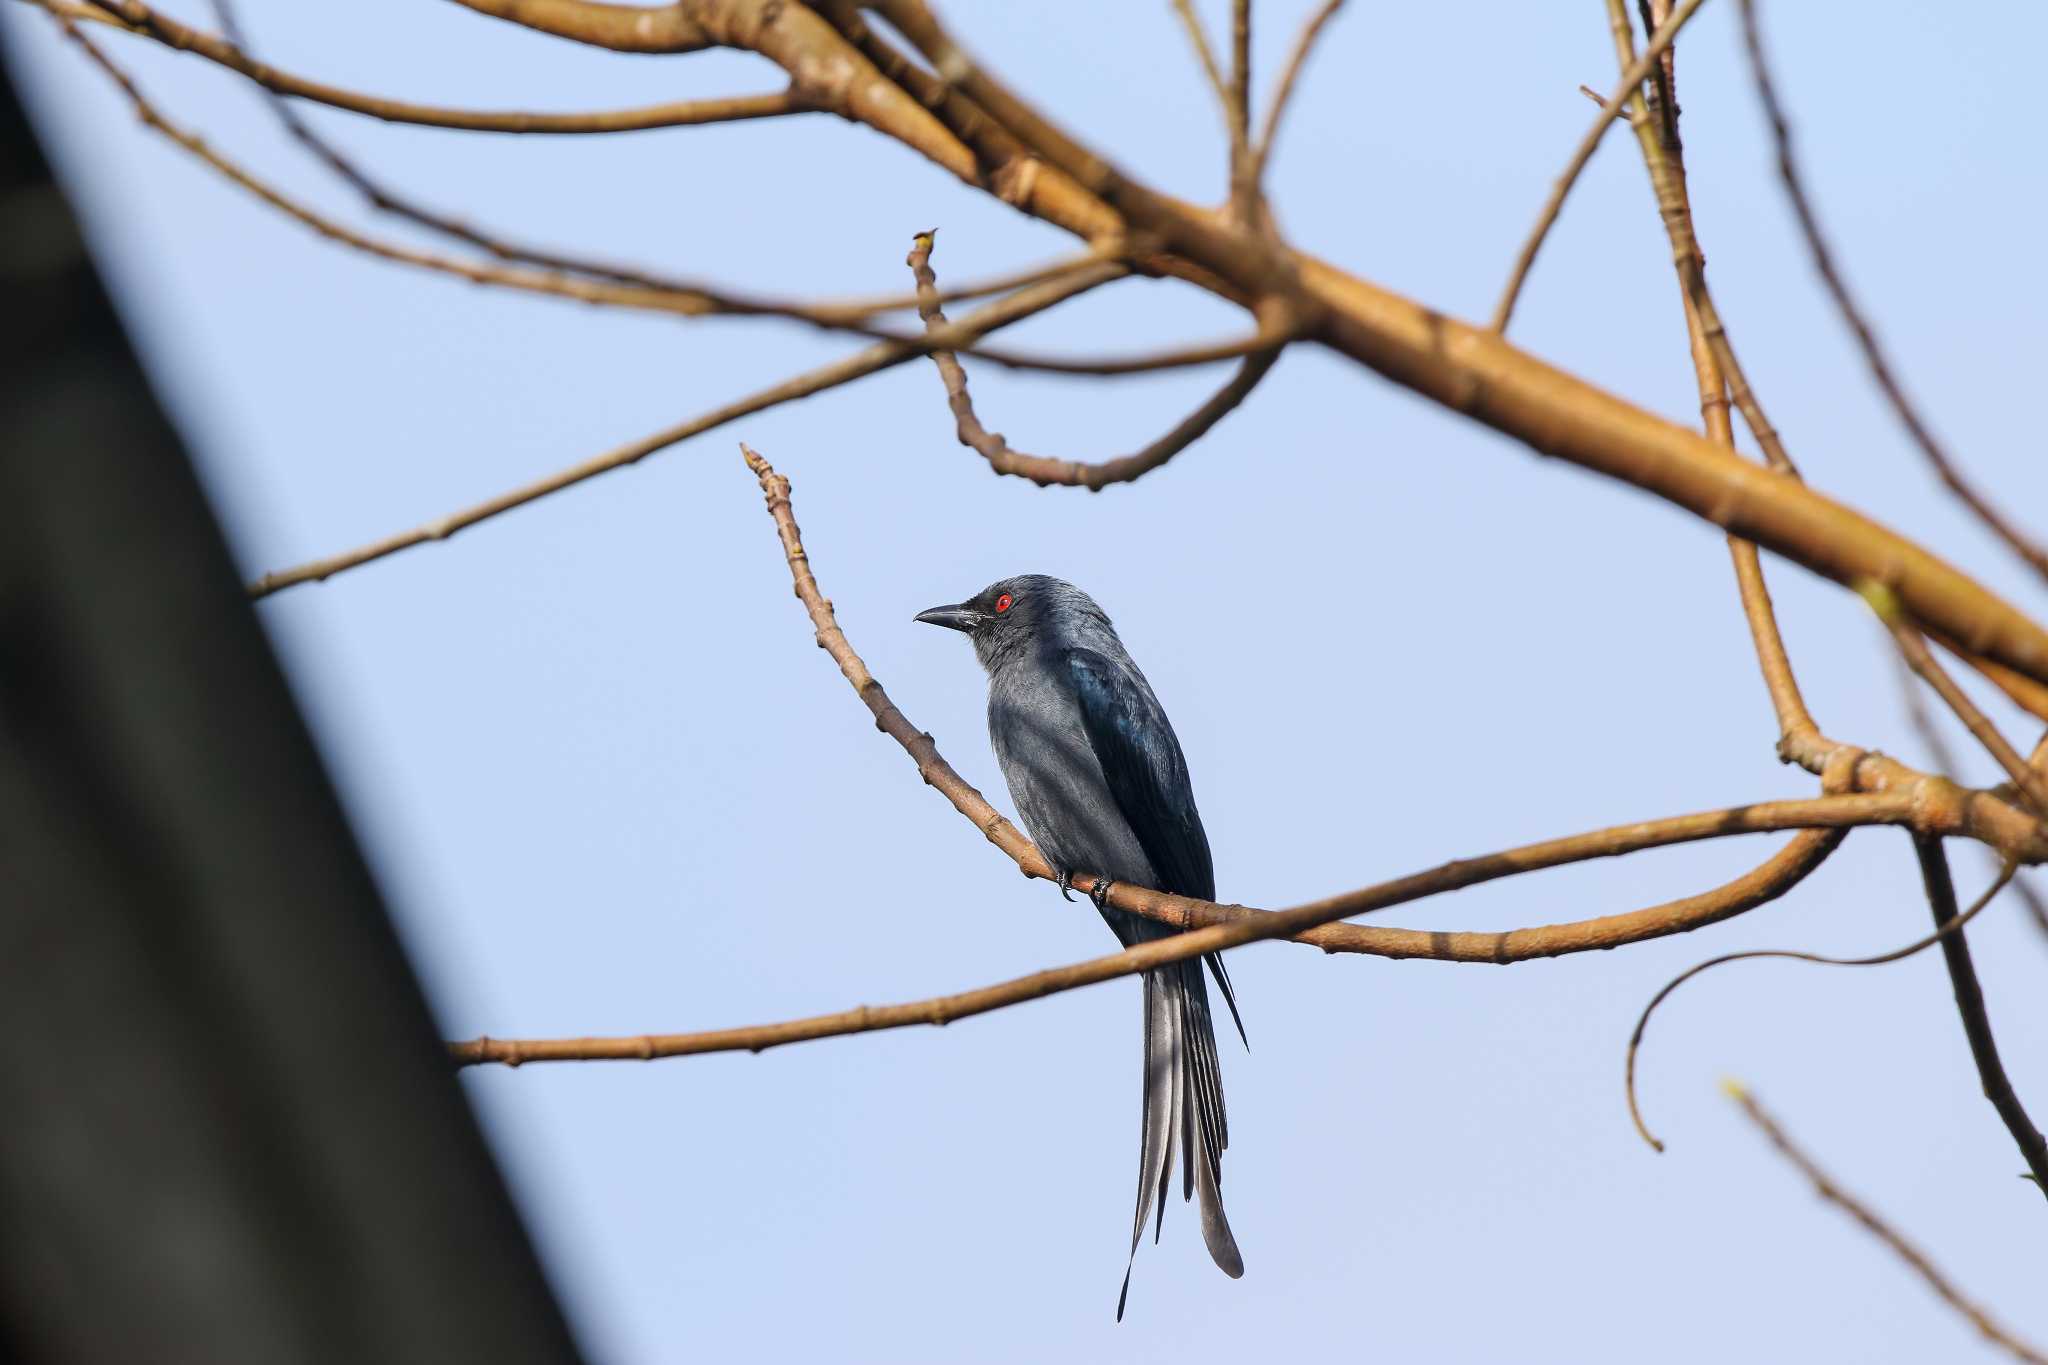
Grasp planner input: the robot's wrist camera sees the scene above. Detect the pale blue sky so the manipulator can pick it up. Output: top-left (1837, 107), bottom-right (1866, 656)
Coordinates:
top-left (9, 3), bottom-right (2048, 1360)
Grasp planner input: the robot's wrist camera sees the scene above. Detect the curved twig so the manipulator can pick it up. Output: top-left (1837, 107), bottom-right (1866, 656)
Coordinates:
top-left (1626, 857), bottom-right (2014, 1152)
top-left (906, 231), bottom-right (1283, 488)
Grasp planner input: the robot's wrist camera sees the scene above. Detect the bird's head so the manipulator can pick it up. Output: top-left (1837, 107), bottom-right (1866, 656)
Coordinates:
top-left (916, 574), bottom-right (1101, 670)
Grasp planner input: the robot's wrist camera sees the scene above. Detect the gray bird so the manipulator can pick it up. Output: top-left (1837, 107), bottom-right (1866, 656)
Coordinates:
top-left (916, 575), bottom-right (1245, 1319)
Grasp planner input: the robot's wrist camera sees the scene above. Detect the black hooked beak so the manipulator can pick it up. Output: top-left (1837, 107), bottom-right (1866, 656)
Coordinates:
top-left (914, 602), bottom-right (985, 633)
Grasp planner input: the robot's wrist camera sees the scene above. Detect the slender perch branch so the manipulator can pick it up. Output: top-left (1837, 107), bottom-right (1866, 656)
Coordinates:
top-left (1726, 1084), bottom-right (2048, 1365)
top-left (906, 231), bottom-right (1283, 488)
top-left (440, 0), bottom-right (711, 52)
top-left (1914, 835), bottom-right (2048, 1195)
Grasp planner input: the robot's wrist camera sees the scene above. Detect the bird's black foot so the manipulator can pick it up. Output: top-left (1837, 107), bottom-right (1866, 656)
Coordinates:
top-left (1053, 868), bottom-right (1077, 902)
top-left (1089, 877), bottom-right (1114, 911)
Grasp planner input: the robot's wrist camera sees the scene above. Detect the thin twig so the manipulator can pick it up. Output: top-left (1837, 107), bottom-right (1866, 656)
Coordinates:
top-left (1914, 834), bottom-right (2048, 1195)
top-left (1627, 858), bottom-right (2015, 1152)
top-left (1604, 0), bottom-right (1817, 746)
top-left (244, 265), bottom-right (1123, 598)
top-left (39, 7), bottom-right (1220, 376)
top-left (1737, 0), bottom-right (2048, 585)
top-left (1168, 0), bottom-right (1236, 151)
top-left (906, 231), bottom-right (1282, 488)
top-left (1242, 0), bottom-right (1344, 198)
top-left (1726, 1084), bottom-right (2048, 1365)
top-left (1490, 0), bottom-right (1709, 332)
top-left (50, 0), bottom-right (803, 132)
top-left (439, 0), bottom-right (711, 53)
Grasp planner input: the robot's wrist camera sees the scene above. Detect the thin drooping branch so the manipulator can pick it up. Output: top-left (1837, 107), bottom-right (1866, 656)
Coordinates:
top-left (50, 0), bottom-right (804, 132)
top-left (906, 231), bottom-right (1283, 488)
top-left (1914, 834), bottom-right (2048, 1195)
top-left (1489, 0), bottom-right (1708, 333)
top-left (1242, 0), bottom-right (1345, 200)
top-left (244, 265), bottom-right (1124, 598)
top-left (1726, 1084), bottom-right (2048, 1365)
top-left (1737, 0), bottom-right (2048, 585)
top-left (1627, 856), bottom-right (2015, 1152)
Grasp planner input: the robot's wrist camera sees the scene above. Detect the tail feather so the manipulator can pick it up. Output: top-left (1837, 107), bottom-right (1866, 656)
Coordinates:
top-left (1117, 958), bottom-right (1243, 1320)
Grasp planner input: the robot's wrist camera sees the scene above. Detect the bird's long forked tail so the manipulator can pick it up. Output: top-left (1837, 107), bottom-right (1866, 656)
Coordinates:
top-left (1117, 957), bottom-right (1243, 1321)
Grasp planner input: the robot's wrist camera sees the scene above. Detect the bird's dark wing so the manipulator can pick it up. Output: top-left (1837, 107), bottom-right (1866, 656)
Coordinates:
top-left (1064, 647), bottom-right (1246, 1049)
top-left (1064, 647), bottom-right (1215, 901)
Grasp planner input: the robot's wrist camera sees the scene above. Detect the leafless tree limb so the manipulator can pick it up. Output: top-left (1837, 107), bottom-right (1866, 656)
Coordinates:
top-left (1726, 1084), bottom-right (2048, 1365)
top-left (1489, 0), bottom-right (1707, 333)
top-left (244, 265), bottom-right (1123, 598)
top-left (44, 0), bottom-right (802, 131)
top-left (1914, 834), bottom-right (2048, 1195)
top-left (906, 231), bottom-right (1284, 488)
top-left (1242, 0), bottom-right (1344, 203)
top-left (1737, 0), bottom-right (2048, 585)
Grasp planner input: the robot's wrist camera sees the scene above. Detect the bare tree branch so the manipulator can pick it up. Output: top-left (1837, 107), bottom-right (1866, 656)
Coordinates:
top-left (1727, 1084), bottom-right (2048, 1365)
top-left (49, 0), bottom-right (2048, 685)
top-left (1915, 834), bottom-right (2048, 1195)
top-left (45, 0), bottom-right (802, 132)
top-left (1628, 856), bottom-right (2015, 1152)
top-left (1490, 0), bottom-right (1708, 333)
top-left (1242, 0), bottom-right (1344, 201)
top-left (1605, 0), bottom-right (1818, 749)
top-left (906, 231), bottom-right (1283, 487)
top-left (446, 448), bottom-right (1932, 1069)
top-left (1737, 0), bottom-right (2048, 585)
top-left (244, 265), bottom-right (1123, 598)
top-left (439, 0), bottom-right (712, 52)
top-left (1873, 587), bottom-right (2048, 818)
top-left (1899, 657), bottom-right (2048, 943)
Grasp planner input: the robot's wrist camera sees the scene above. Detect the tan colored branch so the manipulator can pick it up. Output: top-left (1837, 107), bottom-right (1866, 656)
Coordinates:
top-left (1738, 0), bottom-right (2048, 585)
top-left (244, 265), bottom-right (1122, 598)
top-left (447, 452), bottom-right (1896, 1070)
top-left (1489, 0), bottom-right (1708, 333)
top-left (841, 2), bottom-right (2048, 690)
top-left (439, 0), bottom-right (710, 52)
top-left (58, 0), bottom-right (796, 131)
top-left (1243, 0), bottom-right (1345, 199)
top-left (906, 231), bottom-right (1281, 488)
top-left (1875, 590), bottom-right (2048, 818)
top-left (1727, 1085), bottom-right (2048, 1365)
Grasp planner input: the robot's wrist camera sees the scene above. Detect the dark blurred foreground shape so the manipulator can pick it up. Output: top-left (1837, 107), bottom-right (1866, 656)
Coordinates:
top-left (0, 39), bottom-right (585, 1365)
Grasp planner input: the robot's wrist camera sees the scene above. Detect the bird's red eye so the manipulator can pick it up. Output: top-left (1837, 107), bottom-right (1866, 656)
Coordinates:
top-left (994, 593), bottom-right (1013, 614)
